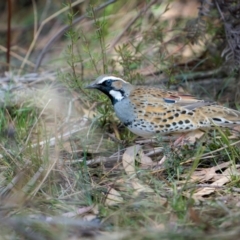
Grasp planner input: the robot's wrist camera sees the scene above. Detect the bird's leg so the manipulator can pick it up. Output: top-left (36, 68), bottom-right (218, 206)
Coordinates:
top-left (172, 130), bottom-right (205, 147)
top-left (173, 134), bottom-right (187, 147)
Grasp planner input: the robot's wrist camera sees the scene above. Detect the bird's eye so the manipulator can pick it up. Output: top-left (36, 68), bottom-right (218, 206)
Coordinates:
top-left (104, 80), bottom-right (112, 86)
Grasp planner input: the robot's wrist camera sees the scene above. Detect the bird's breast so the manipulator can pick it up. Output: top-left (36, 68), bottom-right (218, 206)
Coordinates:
top-left (114, 98), bottom-right (136, 125)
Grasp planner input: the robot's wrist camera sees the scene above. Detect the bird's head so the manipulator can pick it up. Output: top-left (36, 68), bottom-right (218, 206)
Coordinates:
top-left (85, 75), bottom-right (133, 104)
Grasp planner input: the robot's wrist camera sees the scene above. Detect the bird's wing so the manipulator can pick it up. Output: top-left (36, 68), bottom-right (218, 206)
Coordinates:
top-left (162, 93), bottom-right (216, 110)
top-left (134, 87), bottom-right (215, 109)
top-left (130, 87), bottom-right (240, 128)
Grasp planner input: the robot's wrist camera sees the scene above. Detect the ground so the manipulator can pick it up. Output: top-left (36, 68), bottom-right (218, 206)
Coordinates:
top-left (1, 0), bottom-right (240, 239)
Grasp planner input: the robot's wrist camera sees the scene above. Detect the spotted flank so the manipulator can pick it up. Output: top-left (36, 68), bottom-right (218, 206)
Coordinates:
top-left (86, 75), bottom-right (240, 138)
top-left (128, 87), bottom-right (240, 136)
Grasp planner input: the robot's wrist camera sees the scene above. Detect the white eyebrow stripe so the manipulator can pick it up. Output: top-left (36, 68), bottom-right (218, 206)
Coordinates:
top-left (98, 76), bottom-right (127, 84)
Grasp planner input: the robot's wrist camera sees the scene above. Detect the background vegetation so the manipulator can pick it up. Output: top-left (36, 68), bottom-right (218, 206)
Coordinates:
top-left (1, 0), bottom-right (240, 239)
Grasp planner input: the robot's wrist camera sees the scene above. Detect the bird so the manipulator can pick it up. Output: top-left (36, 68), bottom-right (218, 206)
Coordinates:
top-left (86, 75), bottom-right (240, 138)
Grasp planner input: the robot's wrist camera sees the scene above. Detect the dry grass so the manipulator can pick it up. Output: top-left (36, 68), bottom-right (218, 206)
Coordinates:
top-left (1, 0), bottom-right (240, 239)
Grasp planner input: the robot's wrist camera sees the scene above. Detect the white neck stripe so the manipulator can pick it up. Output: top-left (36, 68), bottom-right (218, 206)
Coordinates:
top-left (109, 90), bottom-right (124, 101)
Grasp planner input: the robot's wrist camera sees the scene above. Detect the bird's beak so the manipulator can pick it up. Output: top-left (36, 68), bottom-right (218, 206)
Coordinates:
top-left (85, 83), bottom-right (97, 89)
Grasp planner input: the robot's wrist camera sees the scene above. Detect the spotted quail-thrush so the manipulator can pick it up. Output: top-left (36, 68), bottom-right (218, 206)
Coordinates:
top-left (86, 75), bottom-right (240, 138)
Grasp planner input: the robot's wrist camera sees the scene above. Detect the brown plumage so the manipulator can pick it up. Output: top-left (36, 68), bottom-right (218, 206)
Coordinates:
top-left (86, 75), bottom-right (240, 137)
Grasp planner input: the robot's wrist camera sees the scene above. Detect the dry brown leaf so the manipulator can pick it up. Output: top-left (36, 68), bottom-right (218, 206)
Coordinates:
top-left (122, 145), bottom-right (142, 176)
top-left (130, 179), bottom-right (154, 195)
top-left (186, 162), bottom-right (232, 183)
top-left (121, 146), bottom-right (155, 195)
top-left (193, 187), bottom-right (220, 199)
top-left (82, 106), bottom-right (96, 119)
top-left (158, 155), bottom-right (167, 166)
top-left (193, 164), bottom-right (240, 198)
top-left (188, 168), bottom-right (215, 182)
top-left (61, 206), bottom-right (93, 218)
top-left (105, 187), bottom-right (123, 206)
top-left (138, 150), bottom-right (153, 168)
top-left (185, 129), bottom-right (205, 144)
top-left (83, 214), bottom-right (98, 221)
top-left (188, 207), bottom-right (202, 224)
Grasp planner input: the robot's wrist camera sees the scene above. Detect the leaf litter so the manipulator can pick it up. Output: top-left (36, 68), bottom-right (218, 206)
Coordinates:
top-left (2, 0), bottom-right (240, 238)
top-left (1, 70), bottom-right (240, 238)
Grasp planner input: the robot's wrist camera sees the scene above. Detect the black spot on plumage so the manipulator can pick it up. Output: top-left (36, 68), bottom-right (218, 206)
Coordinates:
top-left (185, 120), bottom-right (190, 124)
top-left (168, 116), bottom-right (174, 120)
top-left (166, 124), bottom-right (171, 127)
top-left (181, 110), bottom-right (187, 114)
top-left (163, 119), bottom-right (167, 122)
top-left (124, 120), bottom-right (132, 126)
top-left (175, 113), bottom-right (179, 117)
top-left (212, 117), bottom-right (222, 122)
top-left (178, 121), bottom-right (183, 125)
top-left (164, 99), bottom-right (175, 104)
